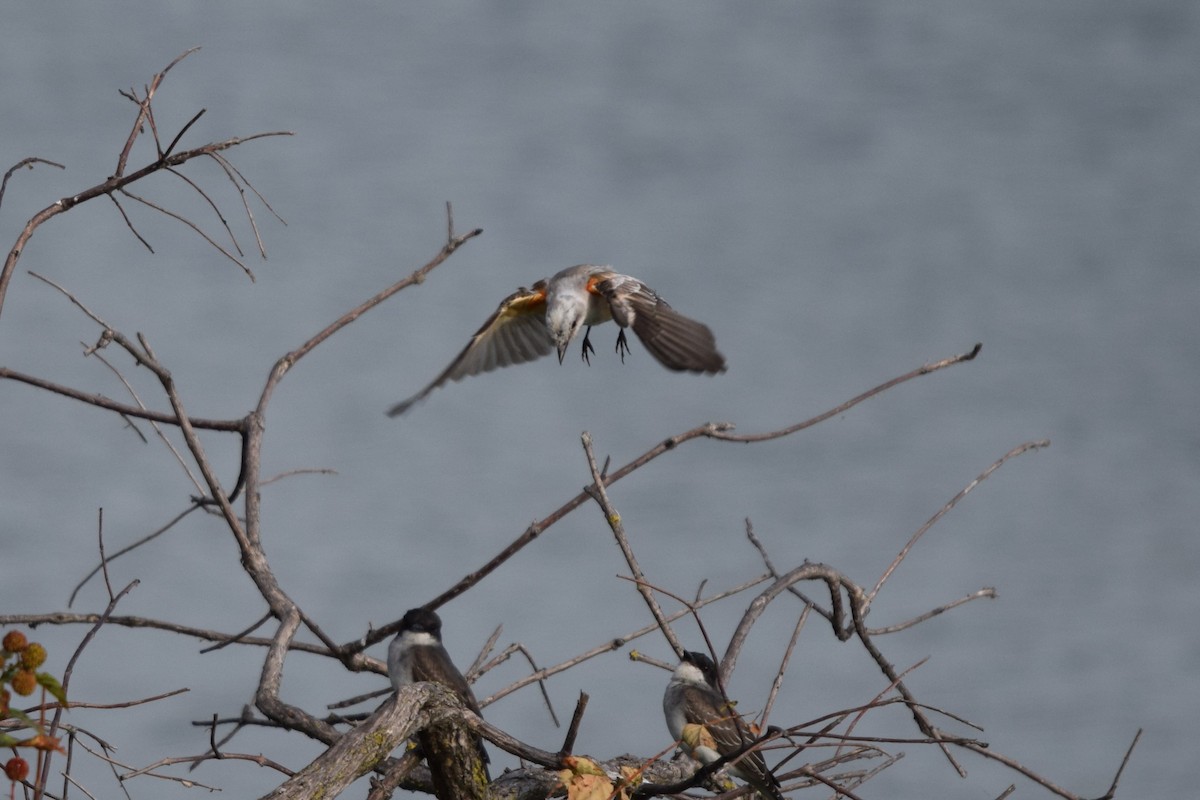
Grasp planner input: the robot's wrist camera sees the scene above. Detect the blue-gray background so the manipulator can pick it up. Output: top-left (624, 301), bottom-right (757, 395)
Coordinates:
top-left (2, 3), bottom-right (1196, 798)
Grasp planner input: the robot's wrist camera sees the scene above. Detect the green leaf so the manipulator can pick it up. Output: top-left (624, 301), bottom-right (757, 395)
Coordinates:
top-left (36, 672), bottom-right (68, 706)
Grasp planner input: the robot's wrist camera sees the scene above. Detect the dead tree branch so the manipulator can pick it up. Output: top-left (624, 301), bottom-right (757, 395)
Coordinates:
top-left (0, 48), bottom-right (291, 319)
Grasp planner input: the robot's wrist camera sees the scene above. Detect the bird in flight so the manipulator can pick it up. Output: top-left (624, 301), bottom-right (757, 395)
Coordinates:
top-left (386, 264), bottom-right (726, 416)
top-left (663, 650), bottom-right (783, 800)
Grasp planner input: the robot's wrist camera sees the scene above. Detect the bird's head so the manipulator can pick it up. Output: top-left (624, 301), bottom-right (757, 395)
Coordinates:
top-left (399, 607), bottom-right (443, 641)
top-left (678, 650), bottom-right (720, 688)
top-left (545, 299), bottom-right (586, 364)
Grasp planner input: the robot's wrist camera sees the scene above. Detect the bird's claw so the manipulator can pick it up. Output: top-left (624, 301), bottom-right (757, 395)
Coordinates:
top-left (581, 327), bottom-right (596, 365)
top-left (615, 328), bottom-right (631, 364)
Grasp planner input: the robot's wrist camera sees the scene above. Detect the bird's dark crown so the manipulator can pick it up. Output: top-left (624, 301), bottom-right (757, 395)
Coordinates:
top-left (400, 607), bottom-right (443, 637)
top-left (682, 650), bottom-right (720, 685)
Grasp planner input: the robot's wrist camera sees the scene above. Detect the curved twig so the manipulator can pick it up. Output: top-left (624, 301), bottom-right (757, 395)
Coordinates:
top-left (869, 438), bottom-right (1050, 605)
top-left (713, 343), bottom-right (982, 443)
top-left (0, 157), bottom-right (65, 210)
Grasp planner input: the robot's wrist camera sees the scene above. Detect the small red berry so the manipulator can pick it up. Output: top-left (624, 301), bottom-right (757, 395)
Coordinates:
top-left (19, 643), bottom-right (46, 670)
top-left (4, 756), bottom-right (29, 782)
top-left (10, 669), bottom-right (37, 697)
top-left (2, 630), bottom-right (27, 653)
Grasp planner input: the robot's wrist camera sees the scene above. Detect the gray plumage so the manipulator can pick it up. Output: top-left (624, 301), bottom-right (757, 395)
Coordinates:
top-left (388, 607), bottom-right (489, 776)
top-left (663, 651), bottom-right (783, 800)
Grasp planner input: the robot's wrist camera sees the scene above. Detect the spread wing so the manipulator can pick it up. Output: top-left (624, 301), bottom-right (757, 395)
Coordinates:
top-left (387, 283), bottom-right (551, 417)
top-left (592, 275), bottom-right (726, 374)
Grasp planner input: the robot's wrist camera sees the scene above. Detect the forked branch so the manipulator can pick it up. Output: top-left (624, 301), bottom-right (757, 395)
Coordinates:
top-left (0, 48), bottom-right (292, 319)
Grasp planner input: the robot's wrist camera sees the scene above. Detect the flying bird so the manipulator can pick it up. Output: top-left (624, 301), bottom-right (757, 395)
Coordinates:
top-left (387, 264), bottom-right (726, 416)
top-left (663, 651), bottom-right (783, 800)
top-left (388, 607), bottom-right (490, 780)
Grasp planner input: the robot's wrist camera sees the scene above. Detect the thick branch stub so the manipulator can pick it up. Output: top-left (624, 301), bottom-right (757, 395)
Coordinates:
top-left (262, 683), bottom-right (486, 800)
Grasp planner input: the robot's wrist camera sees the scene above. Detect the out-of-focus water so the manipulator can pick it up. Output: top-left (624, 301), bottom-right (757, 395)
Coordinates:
top-left (2, 3), bottom-right (1197, 798)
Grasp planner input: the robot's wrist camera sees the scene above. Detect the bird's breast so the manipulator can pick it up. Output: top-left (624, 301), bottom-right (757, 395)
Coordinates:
top-left (663, 685), bottom-right (689, 739)
top-left (583, 295), bottom-right (614, 326)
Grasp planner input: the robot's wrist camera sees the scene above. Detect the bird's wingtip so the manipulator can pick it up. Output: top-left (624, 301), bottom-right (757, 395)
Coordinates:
top-left (386, 396), bottom-right (418, 417)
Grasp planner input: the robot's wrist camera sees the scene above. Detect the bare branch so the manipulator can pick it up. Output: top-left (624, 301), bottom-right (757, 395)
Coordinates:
top-left (865, 588), bottom-right (997, 635)
top-left (251, 202), bottom-right (483, 417)
top-left (424, 344), bottom-right (982, 622)
top-left (67, 506), bottom-right (201, 607)
top-left (869, 438), bottom-right (1050, 605)
top-left (1, 48), bottom-right (289, 318)
top-left (558, 692), bottom-right (589, 756)
top-left (712, 343), bottom-right (983, 443)
top-left (114, 47), bottom-right (202, 176)
top-left (1, 156), bottom-right (65, 210)
top-left (761, 605), bottom-right (809, 727)
top-left (483, 575), bottom-right (769, 706)
top-left (164, 163), bottom-right (246, 255)
top-left (477, 641), bottom-right (560, 726)
top-left (107, 191), bottom-right (157, 251)
top-left (119, 187), bottom-right (255, 278)
top-left (581, 431), bottom-right (683, 658)
top-left (4, 366), bottom-right (248, 427)
top-left (161, 107), bottom-right (206, 159)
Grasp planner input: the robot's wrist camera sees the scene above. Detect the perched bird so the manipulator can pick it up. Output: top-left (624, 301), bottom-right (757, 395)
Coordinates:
top-left (388, 607), bottom-right (490, 780)
top-left (386, 264), bottom-right (726, 416)
top-left (663, 651), bottom-right (783, 800)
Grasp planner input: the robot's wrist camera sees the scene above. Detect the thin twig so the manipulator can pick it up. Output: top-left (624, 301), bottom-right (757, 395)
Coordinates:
top-left (746, 519), bottom-right (837, 625)
top-left (115, 47), bottom-right (200, 176)
top-left (1101, 729), bottom-right (1142, 800)
top-left (161, 108), bottom-right (206, 159)
top-left (761, 604), bottom-right (808, 727)
top-left (581, 431), bottom-right (682, 658)
top-left (199, 611), bottom-right (273, 654)
top-left (41, 580), bottom-right (141, 792)
top-left (83, 339), bottom-right (207, 494)
top-left (0, 157), bottom-right (65, 210)
top-left (2, 103), bottom-right (289, 318)
top-left (119, 187), bottom-right (254, 278)
top-left (869, 439), bottom-right (1050, 605)
top-left (468, 623), bottom-right (503, 679)
top-left (251, 202), bottom-right (482, 418)
top-left (479, 642), bottom-right (560, 726)
top-left (865, 588), bottom-right (997, 635)
top-left (557, 692), bottom-right (589, 756)
top-left (164, 164), bottom-right (245, 256)
top-left (482, 575), bottom-right (769, 706)
top-left (98, 508), bottom-right (114, 602)
top-left (69, 505), bottom-right (202, 607)
top-left (713, 343), bottom-right (983, 443)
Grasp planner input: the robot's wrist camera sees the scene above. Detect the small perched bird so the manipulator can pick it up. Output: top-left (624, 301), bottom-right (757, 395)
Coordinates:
top-left (386, 264), bottom-right (726, 416)
top-left (663, 651), bottom-right (783, 800)
top-left (388, 607), bottom-right (490, 780)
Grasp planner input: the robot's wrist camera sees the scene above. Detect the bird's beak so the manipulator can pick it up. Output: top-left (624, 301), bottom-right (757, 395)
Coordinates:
top-left (556, 343), bottom-right (568, 364)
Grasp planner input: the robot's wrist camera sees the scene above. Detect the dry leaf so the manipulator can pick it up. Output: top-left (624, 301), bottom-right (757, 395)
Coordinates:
top-left (558, 758), bottom-right (614, 800)
top-left (681, 722), bottom-right (718, 753)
